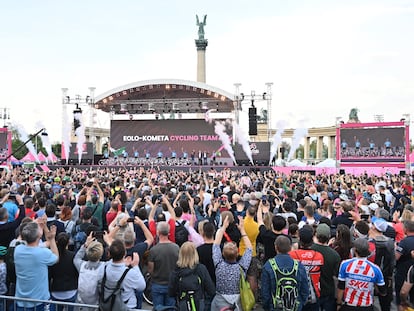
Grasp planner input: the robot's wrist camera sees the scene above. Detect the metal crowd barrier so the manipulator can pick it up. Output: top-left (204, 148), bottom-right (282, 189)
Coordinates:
top-left (0, 295), bottom-right (150, 311)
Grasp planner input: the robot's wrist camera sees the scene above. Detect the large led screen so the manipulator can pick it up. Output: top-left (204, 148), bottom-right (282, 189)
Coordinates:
top-left (339, 125), bottom-right (406, 163)
top-left (0, 130), bottom-right (11, 161)
top-left (110, 120), bottom-right (230, 158)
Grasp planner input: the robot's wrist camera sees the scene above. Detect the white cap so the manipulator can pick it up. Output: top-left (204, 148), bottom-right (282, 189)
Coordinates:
top-left (369, 202), bottom-right (379, 211)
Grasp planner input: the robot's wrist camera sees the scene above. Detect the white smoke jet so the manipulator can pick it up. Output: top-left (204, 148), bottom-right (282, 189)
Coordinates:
top-left (74, 112), bottom-right (86, 164)
top-left (35, 121), bottom-right (52, 163)
top-left (40, 133), bottom-right (53, 164)
top-left (269, 120), bottom-right (288, 165)
top-left (287, 120), bottom-right (308, 161)
top-left (233, 121), bottom-right (254, 165)
top-left (15, 123), bottom-right (40, 163)
top-left (214, 121), bottom-right (237, 165)
top-left (204, 109), bottom-right (215, 123)
top-left (62, 109), bottom-right (71, 164)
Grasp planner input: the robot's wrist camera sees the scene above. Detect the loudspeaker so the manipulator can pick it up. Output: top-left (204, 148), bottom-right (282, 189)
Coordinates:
top-left (248, 107), bottom-right (257, 135)
top-left (400, 170), bottom-right (406, 176)
top-left (280, 147), bottom-right (285, 160)
top-left (339, 169), bottom-right (345, 175)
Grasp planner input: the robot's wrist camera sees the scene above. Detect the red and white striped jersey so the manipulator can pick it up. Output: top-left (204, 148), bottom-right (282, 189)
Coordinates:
top-left (338, 258), bottom-right (385, 306)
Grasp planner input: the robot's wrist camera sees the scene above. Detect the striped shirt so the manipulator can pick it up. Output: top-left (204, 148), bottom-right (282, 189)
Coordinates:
top-left (338, 258), bottom-right (385, 306)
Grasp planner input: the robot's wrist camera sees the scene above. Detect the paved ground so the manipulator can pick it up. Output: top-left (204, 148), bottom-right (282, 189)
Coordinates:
top-left (141, 298), bottom-right (397, 310)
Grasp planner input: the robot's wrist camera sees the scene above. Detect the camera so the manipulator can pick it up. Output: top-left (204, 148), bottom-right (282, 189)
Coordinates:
top-left (86, 181), bottom-right (93, 188)
top-left (261, 195), bottom-right (267, 204)
top-left (127, 217), bottom-right (135, 223)
top-left (219, 196), bottom-right (227, 206)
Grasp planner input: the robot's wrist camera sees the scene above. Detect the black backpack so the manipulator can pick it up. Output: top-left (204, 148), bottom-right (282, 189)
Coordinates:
top-left (175, 220), bottom-right (189, 247)
top-left (374, 238), bottom-right (395, 279)
top-left (73, 224), bottom-right (87, 252)
top-left (177, 265), bottom-right (202, 311)
top-left (4, 241), bottom-right (24, 296)
top-left (99, 266), bottom-right (131, 311)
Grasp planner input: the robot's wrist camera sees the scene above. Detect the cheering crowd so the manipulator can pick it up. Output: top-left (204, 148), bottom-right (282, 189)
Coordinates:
top-left (0, 166), bottom-right (413, 311)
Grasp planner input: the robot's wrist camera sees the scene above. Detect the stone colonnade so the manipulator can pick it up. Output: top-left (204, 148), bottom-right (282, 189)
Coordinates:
top-left (257, 124), bottom-right (337, 161)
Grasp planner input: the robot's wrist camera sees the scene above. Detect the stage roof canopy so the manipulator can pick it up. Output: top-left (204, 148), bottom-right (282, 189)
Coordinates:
top-left (94, 79), bottom-right (235, 115)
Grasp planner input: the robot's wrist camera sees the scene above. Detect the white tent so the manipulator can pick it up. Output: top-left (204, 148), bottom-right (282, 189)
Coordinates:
top-left (286, 159), bottom-right (307, 167)
top-left (316, 158), bottom-right (336, 167)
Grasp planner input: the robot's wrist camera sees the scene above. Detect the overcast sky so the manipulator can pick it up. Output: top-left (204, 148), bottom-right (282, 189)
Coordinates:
top-left (1, 0), bottom-right (413, 142)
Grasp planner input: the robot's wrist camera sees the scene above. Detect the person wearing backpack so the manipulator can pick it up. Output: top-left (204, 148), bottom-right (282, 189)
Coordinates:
top-left (72, 208), bottom-right (94, 252)
top-left (73, 233), bottom-right (105, 309)
top-left (99, 239), bottom-right (146, 311)
top-left (367, 217), bottom-right (395, 311)
top-left (168, 241), bottom-right (215, 311)
top-left (261, 235), bottom-right (309, 311)
top-left (175, 206), bottom-right (190, 247)
top-left (289, 226), bottom-right (324, 311)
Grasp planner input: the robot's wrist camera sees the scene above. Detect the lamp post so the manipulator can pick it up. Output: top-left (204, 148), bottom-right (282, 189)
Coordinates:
top-left (0, 108), bottom-right (10, 127)
top-left (264, 82), bottom-right (273, 141)
top-left (233, 84), bottom-right (272, 141)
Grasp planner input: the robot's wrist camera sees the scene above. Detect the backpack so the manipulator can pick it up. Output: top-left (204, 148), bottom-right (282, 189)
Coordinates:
top-left (4, 240), bottom-right (25, 296)
top-left (269, 258), bottom-right (300, 311)
top-left (73, 224), bottom-right (87, 252)
top-left (175, 220), bottom-right (189, 247)
top-left (98, 266), bottom-right (131, 311)
top-left (77, 261), bottom-right (105, 305)
top-left (177, 265), bottom-right (202, 311)
top-left (373, 238), bottom-right (395, 279)
top-left (290, 250), bottom-right (320, 305)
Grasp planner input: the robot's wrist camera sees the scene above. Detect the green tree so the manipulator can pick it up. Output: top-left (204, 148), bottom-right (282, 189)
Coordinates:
top-left (52, 142), bottom-right (61, 158)
top-left (10, 126), bottom-right (28, 160)
top-left (10, 126), bottom-right (51, 160)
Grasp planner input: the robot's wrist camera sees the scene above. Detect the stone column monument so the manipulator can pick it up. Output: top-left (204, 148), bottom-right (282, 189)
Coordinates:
top-left (195, 14), bottom-right (208, 83)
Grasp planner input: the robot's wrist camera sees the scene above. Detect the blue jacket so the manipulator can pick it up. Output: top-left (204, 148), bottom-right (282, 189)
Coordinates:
top-left (261, 254), bottom-right (309, 311)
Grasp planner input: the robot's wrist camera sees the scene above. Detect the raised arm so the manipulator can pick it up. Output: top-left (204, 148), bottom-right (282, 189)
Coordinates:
top-left (163, 195), bottom-right (176, 219)
top-left (44, 224), bottom-right (59, 258)
top-left (130, 197), bottom-right (143, 217)
top-left (147, 197), bottom-right (157, 221)
top-left (172, 191), bottom-right (181, 208)
top-left (86, 185), bottom-right (93, 202)
top-left (134, 216), bottom-right (154, 247)
top-left (214, 215), bottom-right (229, 245)
top-left (94, 179), bottom-right (104, 203)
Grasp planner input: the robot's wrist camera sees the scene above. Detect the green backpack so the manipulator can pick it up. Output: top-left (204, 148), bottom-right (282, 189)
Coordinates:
top-left (269, 258), bottom-right (300, 311)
